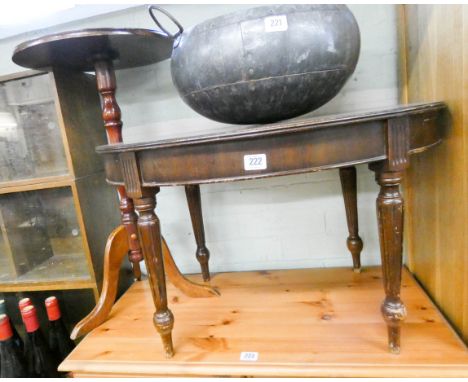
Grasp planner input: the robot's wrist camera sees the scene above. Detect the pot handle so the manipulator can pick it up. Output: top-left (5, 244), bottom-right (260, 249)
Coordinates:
top-left (148, 5), bottom-right (184, 39)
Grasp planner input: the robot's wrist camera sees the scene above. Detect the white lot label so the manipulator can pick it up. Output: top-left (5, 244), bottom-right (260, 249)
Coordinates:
top-left (240, 351), bottom-right (259, 361)
top-left (244, 154), bottom-right (267, 171)
top-left (264, 15), bottom-right (288, 32)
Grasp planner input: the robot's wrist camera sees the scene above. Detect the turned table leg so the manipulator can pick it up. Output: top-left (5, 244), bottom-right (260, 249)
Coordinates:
top-left (185, 185), bottom-right (211, 281)
top-left (339, 166), bottom-right (363, 272)
top-left (94, 59), bottom-right (143, 280)
top-left (134, 188), bottom-right (174, 357)
top-left (372, 166), bottom-right (407, 354)
top-left (368, 116), bottom-right (410, 353)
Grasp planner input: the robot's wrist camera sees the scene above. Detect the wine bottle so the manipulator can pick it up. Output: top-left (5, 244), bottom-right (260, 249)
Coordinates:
top-left (0, 299), bottom-right (23, 351)
top-left (0, 314), bottom-right (28, 377)
top-left (45, 296), bottom-right (75, 362)
top-left (21, 305), bottom-right (60, 377)
top-left (18, 297), bottom-right (32, 311)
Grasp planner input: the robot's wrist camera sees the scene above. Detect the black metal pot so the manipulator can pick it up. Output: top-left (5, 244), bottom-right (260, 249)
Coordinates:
top-left (149, 5), bottom-right (360, 125)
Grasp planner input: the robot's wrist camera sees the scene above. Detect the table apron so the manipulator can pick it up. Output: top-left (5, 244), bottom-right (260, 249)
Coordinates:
top-left (101, 112), bottom-right (443, 187)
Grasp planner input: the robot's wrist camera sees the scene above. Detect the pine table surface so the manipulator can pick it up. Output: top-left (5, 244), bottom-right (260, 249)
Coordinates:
top-left (60, 266), bottom-right (468, 378)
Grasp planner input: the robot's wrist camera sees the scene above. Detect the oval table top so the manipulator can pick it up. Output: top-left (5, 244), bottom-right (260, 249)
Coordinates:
top-left (12, 28), bottom-right (173, 71)
top-left (96, 102), bottom-right (448, 187)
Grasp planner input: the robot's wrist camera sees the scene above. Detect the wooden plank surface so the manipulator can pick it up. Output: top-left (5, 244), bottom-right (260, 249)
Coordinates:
top-left (402, 5), bottom-right (468, 343)
top-left (60, 267), bottom-right (468, 377)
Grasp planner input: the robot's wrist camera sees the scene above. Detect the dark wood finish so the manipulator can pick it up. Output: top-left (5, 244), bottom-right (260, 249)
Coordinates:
top-left (373, 166), bottom-right (406, 354)
top-left (11, 29), bottom-right (172, 282)
top-left (185, 185), bottom-right (211, 281)
top-left (71, 223), bottom-right (219, 340)
top-left (161, 237), bottom-right (220, 298)
top-left (368, 116), bottom-right (411, 354)
top-left (12, 29), bottom-right (172, 71)
top-left (12, 29), bottom-right (217, 315)
top-left (70, 225), bottom-right (128, 340)
top-left (133, 188), bottom-right (174, 358)
top-left (10, 30), bottom-right (218, 346)
top-left (70, 221), bottom-right (218, 341)
top-left (94, 60), bottom-right (123, 143)
top-left (94, 59), bottom-right (143, 280)
top-left (339, 166), bottom-right (363, 272)
top-left (96, 103), bottom-right (447, 357)
top-left (98, 102), bottom-right (446, 187)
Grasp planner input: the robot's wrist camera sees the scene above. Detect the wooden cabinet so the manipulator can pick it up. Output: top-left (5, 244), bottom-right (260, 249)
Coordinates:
top-left (0, 69), bottom-right (130, 330)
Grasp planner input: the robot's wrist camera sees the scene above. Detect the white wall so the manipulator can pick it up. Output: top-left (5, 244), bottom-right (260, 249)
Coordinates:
top-left (0, 5), bottom-right (400, 275)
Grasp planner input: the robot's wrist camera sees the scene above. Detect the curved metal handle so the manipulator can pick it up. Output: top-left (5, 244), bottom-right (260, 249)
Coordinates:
top-left (148, 5), bottom-right (184, 40)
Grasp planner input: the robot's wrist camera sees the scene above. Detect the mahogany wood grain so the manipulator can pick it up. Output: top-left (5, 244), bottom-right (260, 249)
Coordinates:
top-left (133, 188), bottom-right (174, 357)
top-left (162, 237), bottom-right (220, 298)
top-left (371, 165), bottom-right (407, 354)
top-left (339, 166), bottom-right (363, 272)
top-left (70, 226), bottom-right (218, 340)
top-left (96, 103), bottom-right (447, 356)
top-left (97, 103), bottom-right (446, 187)
top-left (94, 59), bottom-right (143, 280)
top-left (185, 185), bottom-right (211, 281)
top-left (369, 116), bottom-right (410, 353)
top-left (12, 28), bottom-right (172, 72)
top-left (70, 225), bottom-right (128, 340)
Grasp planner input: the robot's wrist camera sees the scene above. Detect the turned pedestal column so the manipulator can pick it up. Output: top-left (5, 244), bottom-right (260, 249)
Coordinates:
top-left (94, 59), bottom-right (143, 280)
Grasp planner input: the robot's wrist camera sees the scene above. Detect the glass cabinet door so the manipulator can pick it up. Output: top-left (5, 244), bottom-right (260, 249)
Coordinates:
top-left (0, 74), bottom-right (68, 183)
top-left (0, 187), bottom-right (90, 285)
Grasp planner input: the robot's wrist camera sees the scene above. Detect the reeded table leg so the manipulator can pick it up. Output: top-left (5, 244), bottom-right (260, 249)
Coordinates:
top-left (371, 163), bottom-right (407, 354)
top-left (185, 185), bottom-right (211, 281)
top-left (94, 59), bottom-right (143, 280)
top-left (134, 188), bottom-right (174, 357)
top-left (339, 166), bottom-right (364, 272)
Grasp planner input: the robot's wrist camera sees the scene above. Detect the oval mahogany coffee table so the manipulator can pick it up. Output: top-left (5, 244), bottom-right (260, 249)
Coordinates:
top-left (95, 102), bottom-right (448, 357)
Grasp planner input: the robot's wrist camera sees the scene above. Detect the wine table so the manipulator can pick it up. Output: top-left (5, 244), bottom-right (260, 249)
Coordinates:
top-left (11, 29), bottom-right (220, 342)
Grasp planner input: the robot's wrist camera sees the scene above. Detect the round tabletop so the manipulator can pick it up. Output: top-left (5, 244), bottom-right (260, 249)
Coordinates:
top-left (12, 28), bottom-right (174, 71)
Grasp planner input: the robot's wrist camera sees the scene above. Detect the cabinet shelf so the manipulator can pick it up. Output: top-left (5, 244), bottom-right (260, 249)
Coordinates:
top-left (0, 175), bottom-right (72, 194)
top-left (0, 69), bottom-right (128, 331)
top-left (0, 279), bottom-right (96, 293)
top-left (0, 253), bottom-right (92, 284)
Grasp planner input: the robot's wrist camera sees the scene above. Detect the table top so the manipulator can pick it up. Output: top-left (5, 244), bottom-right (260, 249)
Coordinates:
top-left (98, 102), bottom-right (446, 153)
top-left (96, 102), bottom-right (448, 187)
top-left (12, 28), bottom-right (173, 71)
top-left (59, 267), bottom-right (468, 377)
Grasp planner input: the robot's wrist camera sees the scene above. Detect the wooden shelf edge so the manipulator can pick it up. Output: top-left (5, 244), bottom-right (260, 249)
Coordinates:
top-left (0, 69), bottom-right (45, 83)
top-left (59, 360), bottom-right (468, 378)
top-left (0, 280), bottom-right (96, 293)
top-left (0, 175), bottom-right (74, 194)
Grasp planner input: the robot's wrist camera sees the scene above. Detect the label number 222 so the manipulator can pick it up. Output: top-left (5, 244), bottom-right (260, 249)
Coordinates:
top-left (244, 154), bottom-right (267, 171)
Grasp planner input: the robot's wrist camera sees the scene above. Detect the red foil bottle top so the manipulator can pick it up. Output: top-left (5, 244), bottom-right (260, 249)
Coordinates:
top-left (45, 296), bottom-right (61, 321)
top-left (18, 297), bottom-right (32, 311)
top-left (21, 305), bottom-right (40, 333)
top-left (0, 314), bottom-right (13, 341)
